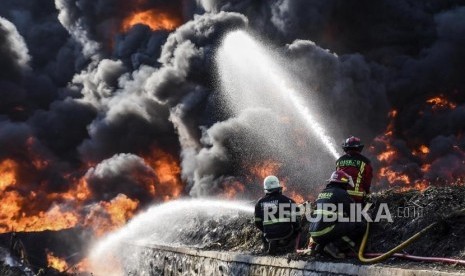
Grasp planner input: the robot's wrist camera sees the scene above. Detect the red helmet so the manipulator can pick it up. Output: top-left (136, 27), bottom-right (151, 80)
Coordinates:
top-left (327, 170), bottom-right (354, 187)
top-left (342, 136), bottom-right (364, 152)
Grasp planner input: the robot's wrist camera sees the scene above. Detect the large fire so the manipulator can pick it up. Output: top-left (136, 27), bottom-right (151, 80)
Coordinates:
top-left (0, 144), bottom-right (185, 275)
top-left (121, 10), bottom-right (181, 32)
top-left (0, 159), bottom-right (80, 233)
top-left (1, 86), bottom-right (461, 275)
top-left (371, 109), bottom-right (431, 190)
top-left (1, 93), bottom-right (459, 238)
top-left (371, 93), bottom-right (463, 191)
top-left (0, 145), bottom-right (184, 235)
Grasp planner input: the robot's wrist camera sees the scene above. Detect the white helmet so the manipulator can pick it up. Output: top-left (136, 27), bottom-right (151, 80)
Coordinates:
top-left (263, 175), bottom-right (281, 192)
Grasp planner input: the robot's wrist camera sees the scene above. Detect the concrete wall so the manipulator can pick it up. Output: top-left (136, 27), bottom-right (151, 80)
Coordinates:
top-left (123, 244), bottom-right (462, 276)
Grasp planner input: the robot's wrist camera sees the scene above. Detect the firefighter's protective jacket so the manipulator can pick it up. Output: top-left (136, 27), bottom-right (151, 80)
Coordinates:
top-left (254, 191), bottom-right (300, 240)
top-left (336, 151), bottom-right (373, 202)
top-left (309, 183), bottom-right (354, 237)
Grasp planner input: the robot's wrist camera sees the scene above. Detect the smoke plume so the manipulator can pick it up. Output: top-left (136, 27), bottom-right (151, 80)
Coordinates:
top-left (0, 0), bottom-right (464, 238)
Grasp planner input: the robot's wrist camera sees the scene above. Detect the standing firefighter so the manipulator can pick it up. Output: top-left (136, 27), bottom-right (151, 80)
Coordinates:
top-left (309, 170), bottom-right (366, 258)
top-left (254, 175), bottom-right (301, 253)
top-left (336, 136), bottom-right (373, 203)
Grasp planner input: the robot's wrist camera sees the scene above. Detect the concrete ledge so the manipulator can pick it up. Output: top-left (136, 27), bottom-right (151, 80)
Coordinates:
top-left (126, 242), bottom-right (462, 276)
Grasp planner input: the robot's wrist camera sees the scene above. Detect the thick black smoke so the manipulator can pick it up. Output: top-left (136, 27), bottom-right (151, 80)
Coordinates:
top-left (197, 0), bottom-right (465, 188)
top-left (0, 0), bottom-right (464, 220)
top-left (85, 153), bottom-right (158, 203)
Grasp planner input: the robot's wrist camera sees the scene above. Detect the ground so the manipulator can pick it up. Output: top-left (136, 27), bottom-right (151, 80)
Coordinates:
top-left (367, 186), bottom-right (465, 259)
top-left (196, 186), bottom-right (465, 271)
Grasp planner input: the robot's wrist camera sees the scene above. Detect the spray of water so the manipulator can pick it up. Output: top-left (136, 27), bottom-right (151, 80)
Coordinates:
top-left (88, 30), bottom-right (340, 276)
top-left (288, 92), bottom-right (340, 159)
top-left (88, 199), bottom-right (253, 275)
top-left (217, 31), bottom-right (340, 160)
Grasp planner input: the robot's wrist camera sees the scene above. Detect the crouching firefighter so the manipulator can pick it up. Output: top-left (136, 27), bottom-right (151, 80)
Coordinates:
top-left (254, 175), bottom-right (301, 254)
top-left (309, 170), bottom-right (366, 259)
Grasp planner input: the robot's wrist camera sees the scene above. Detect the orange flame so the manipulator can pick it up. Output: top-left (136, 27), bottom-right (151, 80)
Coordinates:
top-left (0, 155), bottom-right (140, 235)
top-left (377, 149), bottom-right (396, 162)
top-left (379, 167), bottom-right (410, 185)
top-left (371, 109), bottom-right (433, 192)
top-left (49, 177), bottom-right (92, 203)
top-left (121, 10), bottom-right (181, 32)
top-left (26, 137), bottom-right (50, 170)
top-left (47, 251), bottom-right (68, 272)
top-left (384, 109), bottom-right (397, 137)
top-left (70, 178), bottom-right (92, 202)
top-left (0, 148), bottom-right (182, 236)
top-left (412, 145), bottom-right (430, 157)
top-left (426, 95), bottom-right (457, 111)
top-left (222, 181), bottom-right (245, 199)
top-left (0, 203), bottom-right (80, 233)
top-left (104, 195), bottom-right (138, 228)
top-left (285, 189), bottom-right (305, 203)
top-left (388, 110), bottom-right (398, 118)
top-left (249, 160), bottom-right (281, 180)
top-left (0, 159), bottom-right (17, 191)
top-left (397, 179), bottom-right (430, 192)
top-left (0, 159), bottom-right (80, 233)
top-left (84, 194), bottom-right (139, 236)
top-left (0, 170), bottom-right (92, 232)
top-left (144, 148), bottom-right (183, 201)
top-left (421, 164), bottom-right (431, 173)
top-left (419, 145), bottom-right (430, 154)
top-left (247, 160), bottom-right (306, 203)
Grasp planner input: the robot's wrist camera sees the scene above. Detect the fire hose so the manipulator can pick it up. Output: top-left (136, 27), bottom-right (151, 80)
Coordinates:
top-left (358, 207), bottom-right (465, 264)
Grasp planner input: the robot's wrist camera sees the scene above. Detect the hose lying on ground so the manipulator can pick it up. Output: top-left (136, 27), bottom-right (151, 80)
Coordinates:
top-left (360, 252), bottom-right (465, 265)
top-left (358, 207), bottom-right (465, 264)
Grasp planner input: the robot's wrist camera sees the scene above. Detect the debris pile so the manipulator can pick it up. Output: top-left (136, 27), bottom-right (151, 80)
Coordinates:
top-left (199, 186), bottom-right (465, 261)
